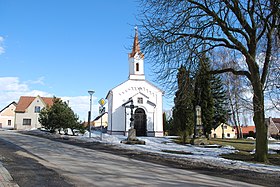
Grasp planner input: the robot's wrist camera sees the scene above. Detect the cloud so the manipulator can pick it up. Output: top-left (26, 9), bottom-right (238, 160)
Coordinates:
top-left (0, 77), bottom-right (52, 111)
top-left (0, 76), bottom-right (101, 122)
top-left (0, 36), bottom-right (5, 55)
top-left (61, 96), bottom-right (99, 121)
top-left (25, 77), bottom-right (45, 85)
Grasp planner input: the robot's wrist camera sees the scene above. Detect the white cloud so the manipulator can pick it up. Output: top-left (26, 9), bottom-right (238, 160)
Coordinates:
top-left (0, 77), bottom-right (51, 111)
top-left (0, 76), bottom-right (100, 122)
top-left (25, 77), bottom-right (45, 85)
top-left (0, 36), bottom-right (5, 55)
top-left (0, 77), bottom-right (29, 91)
top-left (61, 96), bottom-right (99, 121)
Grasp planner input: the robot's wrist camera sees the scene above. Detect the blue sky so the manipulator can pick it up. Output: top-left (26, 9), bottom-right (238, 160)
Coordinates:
top-left (0, 0), bottom-right (173, 120)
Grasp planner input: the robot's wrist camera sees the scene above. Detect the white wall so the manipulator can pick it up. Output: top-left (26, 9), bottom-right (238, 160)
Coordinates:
top-left (108, 79), bottom-right (163, 136)
top-left (15, 97), bottom-right (45, 130)
top-left (0, 104), bottom-right (16, 129)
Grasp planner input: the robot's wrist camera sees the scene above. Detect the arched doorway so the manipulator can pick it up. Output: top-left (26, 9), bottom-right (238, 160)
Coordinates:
top-left (134, 108), bottom-right (147, 136)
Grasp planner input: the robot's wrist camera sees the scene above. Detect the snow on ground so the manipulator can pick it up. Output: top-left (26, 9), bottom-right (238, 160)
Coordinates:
top-left (21, 129), bottom-right (280, 174)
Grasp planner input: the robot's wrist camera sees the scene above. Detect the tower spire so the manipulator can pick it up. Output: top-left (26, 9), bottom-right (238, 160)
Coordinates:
top-left (128, 26), bottom-right (145, 80)
top-left (129, 26), bottom-right (143, 58)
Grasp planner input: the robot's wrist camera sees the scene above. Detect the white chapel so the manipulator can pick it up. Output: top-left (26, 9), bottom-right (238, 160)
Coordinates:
top-left (106, 29), bottom-right (164, 137)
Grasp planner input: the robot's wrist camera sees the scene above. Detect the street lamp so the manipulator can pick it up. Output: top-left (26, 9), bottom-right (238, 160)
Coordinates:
top-left (88, 90), bottom-right (95, 138)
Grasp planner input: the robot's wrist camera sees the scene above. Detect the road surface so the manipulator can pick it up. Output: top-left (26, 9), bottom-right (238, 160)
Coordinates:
top-left (0, 130), bottom-right (262, 187)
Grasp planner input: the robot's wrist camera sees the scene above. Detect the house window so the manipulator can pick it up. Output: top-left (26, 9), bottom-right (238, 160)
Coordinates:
top-left (23, 119), bottom-right (31, 126)
top-left (8, 120), bottom-right (11, 126)
top-left (136, 63), bottom-right (139, 71)
top-left (137, 97), bottom-right (143, 104)
top-left (34, 106), bottom-right (41, 113)
top-left (227, 133), bottom-right (230, 137)
top-left (223, 125), bottom-right (227, 129)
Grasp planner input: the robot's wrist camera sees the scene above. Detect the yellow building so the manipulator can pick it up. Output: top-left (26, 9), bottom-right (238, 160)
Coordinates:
top-left (0, 102), bottom-right (17, 129)
top-left (211, 123), bottom-right (236, 139)
top-left (93, 112), bottom-right (108, 128)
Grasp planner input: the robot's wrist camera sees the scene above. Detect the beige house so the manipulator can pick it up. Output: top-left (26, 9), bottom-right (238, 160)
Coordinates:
top-left (15, 96), bottom-right (54, 130)
top-left (0, 102), bottom-right (17, 129)
top-left (93, 112), bottom-right (108, 127)
top-left (211, 123), bottom-right (236, 139)
top-left (267, 117), bottom-right (280, 138)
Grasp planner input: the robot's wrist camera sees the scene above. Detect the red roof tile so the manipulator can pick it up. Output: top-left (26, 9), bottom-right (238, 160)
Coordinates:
top-left (241, 126), bottom-right (256, 134)
top-left (15, 96), bottom-right (55, 113)
top-left (272, 118), bottom-right (280, 124)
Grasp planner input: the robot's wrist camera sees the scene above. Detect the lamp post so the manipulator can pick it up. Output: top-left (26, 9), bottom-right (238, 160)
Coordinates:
top-left (88, 90), bottom-right (95, 138)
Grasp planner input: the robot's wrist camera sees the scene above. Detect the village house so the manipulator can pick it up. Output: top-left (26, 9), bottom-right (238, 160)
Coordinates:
top-left (15, 96), bottom-right (55, 130)
top-left (0, 101), bottom-right (17, 129)
top-left (93, 112), bottom-right (108, 128)
top-left (240, 125), bottom-right (256, 138)
top-left (211, 123), bottom-right (236, 139)
top-left (267, 117), bottom-right (280, 139)
top-left (106, 28), bottom-right (164, 137)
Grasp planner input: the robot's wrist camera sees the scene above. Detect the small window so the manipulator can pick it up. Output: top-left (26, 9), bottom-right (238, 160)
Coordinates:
top-left (136, 63), bottom-right (139, 71)
top-left (23, 119), bottom-right (31, 126)
top-left (34, 106), bottom-right (41, 113)
top-left (227, 133), bottom-right (230, 137)
top-left (223, 125), bottom-right (227, 129)
top-left (8, 120), bottom-right (11, 126)
top-left (137, 97), bottom-right (143, 104)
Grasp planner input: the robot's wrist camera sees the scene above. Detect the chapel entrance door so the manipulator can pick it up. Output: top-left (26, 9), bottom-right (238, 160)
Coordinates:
top-left (134, 108), bottom-right (147, 136)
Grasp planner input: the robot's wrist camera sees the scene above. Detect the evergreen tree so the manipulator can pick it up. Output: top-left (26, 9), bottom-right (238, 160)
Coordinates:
top-left (163, 112), bottom-right (168, 135)
top-left (211, 74), bottom-right (230, 128)
top-left (173, 65), bottom-right (194, 143)
top-left (194, 55), bottom-right (214, 138)
top-left (39, 97), bottom-right (83, 135)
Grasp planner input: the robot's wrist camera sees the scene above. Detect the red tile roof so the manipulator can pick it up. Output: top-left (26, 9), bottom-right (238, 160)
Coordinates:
top-left (272, 118), bottom-right (280, 124)
top-left (129, 27), bottom-right (144, 58)
top-left (15, 96), bottom-right (55, 113)
top-left (241, 126), bottom-right (256, 134)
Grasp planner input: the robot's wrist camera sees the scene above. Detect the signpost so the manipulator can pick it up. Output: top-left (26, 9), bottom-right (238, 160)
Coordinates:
top-left (98, 98), bottom-right (106, 140)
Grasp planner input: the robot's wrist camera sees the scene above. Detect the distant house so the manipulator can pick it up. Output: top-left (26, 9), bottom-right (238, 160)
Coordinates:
top-left (267, 117), bottom-right (280, 139)
top-left (211, 123), bottom-right (236, 139)
top-left (0, 102), bottom-right (17, 129)
top-left (15, 96), bottom-right (55, 130)
top-left (93, 112), bottom-right (108, 128)
top-left (240, 126), bottom-right (256, 138)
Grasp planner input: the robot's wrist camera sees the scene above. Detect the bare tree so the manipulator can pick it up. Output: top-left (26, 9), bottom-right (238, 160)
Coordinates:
top-left (266, 55), bottom-right (280, 111)
top-left (138, 0), bottom-right (279, 162)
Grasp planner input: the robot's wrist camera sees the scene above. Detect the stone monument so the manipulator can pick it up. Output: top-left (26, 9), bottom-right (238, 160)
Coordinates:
top-left (191, 105), bottom-right (209, 145)
top-left (121, 99), bottom-right (145, 145)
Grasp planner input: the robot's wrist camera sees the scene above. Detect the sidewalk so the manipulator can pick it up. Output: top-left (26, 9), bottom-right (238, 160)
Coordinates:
top-left (0, 162), bottom-right (19, 187)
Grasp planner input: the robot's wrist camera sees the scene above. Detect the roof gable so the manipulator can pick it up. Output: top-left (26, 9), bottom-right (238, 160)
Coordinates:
top-left (106, 79), bottom-right (164, 99)
top-left (15, 96), bottom-right (55, 113)
top-left (0, 101), bottom-right (17, 113)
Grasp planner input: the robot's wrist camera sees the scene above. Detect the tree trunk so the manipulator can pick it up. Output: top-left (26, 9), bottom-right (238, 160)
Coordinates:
top-left (252, 82), bottom-right (268, 163)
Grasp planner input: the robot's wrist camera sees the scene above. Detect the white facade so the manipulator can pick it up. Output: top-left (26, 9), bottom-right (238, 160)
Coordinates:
top-left (0, 102), bottom-right (16, 129)
top-left (106, 29), bottom-right (164, 137)
top-left (15, 96), bottom-right (51, 130)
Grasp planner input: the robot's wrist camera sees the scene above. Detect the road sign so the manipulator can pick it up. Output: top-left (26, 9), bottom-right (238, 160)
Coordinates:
top-left (98, 98), bottom-right (106, 107)
top-left (99, 106), bottom-right (105, 114)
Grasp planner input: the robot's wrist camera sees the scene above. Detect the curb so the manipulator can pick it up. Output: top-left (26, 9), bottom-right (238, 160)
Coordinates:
top-left (0, 162), bottom-right (19, 187)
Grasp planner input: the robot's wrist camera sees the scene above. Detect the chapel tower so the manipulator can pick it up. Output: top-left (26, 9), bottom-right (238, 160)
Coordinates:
top-left (128, 27), bottom-right (145, 80)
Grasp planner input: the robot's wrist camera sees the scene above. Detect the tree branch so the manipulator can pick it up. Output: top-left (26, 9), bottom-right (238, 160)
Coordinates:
top-left (210, 68), bottom-right (251, 81)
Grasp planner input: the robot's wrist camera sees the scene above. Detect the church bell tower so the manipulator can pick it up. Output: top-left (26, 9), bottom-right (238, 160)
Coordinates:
top-left (128, 27), bottom-right (145, 80)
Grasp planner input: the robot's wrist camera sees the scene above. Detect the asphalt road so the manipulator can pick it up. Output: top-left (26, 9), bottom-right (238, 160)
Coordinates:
top-left (0, 130), bottom-right (264, 187)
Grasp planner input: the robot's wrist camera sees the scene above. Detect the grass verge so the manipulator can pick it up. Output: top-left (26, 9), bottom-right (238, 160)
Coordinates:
top-left (209, 138), bottom-right (280, 166)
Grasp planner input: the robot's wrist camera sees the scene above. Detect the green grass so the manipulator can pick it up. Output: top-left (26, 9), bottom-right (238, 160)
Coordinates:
top-left (209, 138), bottom-right (280, 166)
top-left (209, 139), bottom-right (255, 152)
